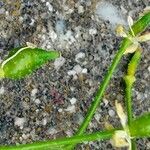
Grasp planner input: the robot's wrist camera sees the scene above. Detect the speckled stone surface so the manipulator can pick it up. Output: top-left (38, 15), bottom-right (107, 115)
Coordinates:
top-left (0, 0), bottom-right (150, 150)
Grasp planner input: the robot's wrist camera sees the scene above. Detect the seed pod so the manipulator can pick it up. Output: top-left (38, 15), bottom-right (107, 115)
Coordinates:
top-left (0, 47), bottom-right (60, 79)
top-left (129, 113), bottom-right (150, 138)
top-left (132, 12), bottom-right (150, 35)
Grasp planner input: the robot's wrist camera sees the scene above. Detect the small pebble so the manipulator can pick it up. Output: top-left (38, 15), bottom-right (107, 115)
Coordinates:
top-left (22, 133), bottom-right (29, 140)
top-left (70, 97), bottom-right (77, 105)
top-left (73, 65), bottom-right (82, 74)
top-left (74, 113), bottom-right (84, 125)
top-left (64, 30), bottom-right (76, 44)
top-left (34, 99), bottom-right (41, 104)
top-left (19, 16), bottom-right (24, 23)
top-left (0, 86), bottom-right (5, 95)
top-left (94, 113), bottom-right (101, 122)
top-left (54, 56), bottom-right (66, 71)
top-left (108, 109), bottom-right (115, 117)
top-left (55, 20), bottom-right (66, 34)
top-left (70, 87), bottom-right (75, 91)
top-left (82, 61), bottom-right (88, 65)
top-left (48, 127), bottom-right (58, 135)
top-left (42, 118), bottom-right (47, 126)
top-left (147, 142), bottom-right (150, 149)
top-left (29, 18), bottom-right (35, 26)
top-left (148, 66), bottom-right (150, 72)
top-left (65, 130), bottom-right (73, 137)
top-left (78, 114), bottom-right (84, 124)
top-left (82, 68), bottom-right (88, 74)
top-left (137, 93), bottom-right (143, 100)
top-left (49, 30), bottom-right (57, 42)
top-left (46, 2), bottom-right (53, 12)
top-left (103, 98), bottom-right (109, 106)
top-left (0, 8), bottom-right (5, 14)
top-left (75, 52), bottom-right (85, 62)
top-left (65, 105), bottom-right (76, 113)
top-left (78, 5), bottom-right (84, 13)
top-left (73, 75), bottom-right (78, 80)
top-left (67, 70), bottom-right (76, 76)
top-left (31, 89), bottom-right (38, 97)
top-left (14, 117), bottom-right (26, 129)
top-left (58, 108), bottom-right (63, 112)
top-left (89, 28), bottom-right (97, 35)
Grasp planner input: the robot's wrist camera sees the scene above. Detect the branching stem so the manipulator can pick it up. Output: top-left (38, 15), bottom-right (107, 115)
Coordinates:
top-left (65, 12), bottom-right (150, 150)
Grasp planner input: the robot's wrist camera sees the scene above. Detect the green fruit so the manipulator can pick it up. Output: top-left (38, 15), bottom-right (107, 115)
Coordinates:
top-left (0, 47), bottom-right (60, 79)
top-left (132, 12), bottom-right (150, 35)
top-left (129, 113), bottom-right (150, 138)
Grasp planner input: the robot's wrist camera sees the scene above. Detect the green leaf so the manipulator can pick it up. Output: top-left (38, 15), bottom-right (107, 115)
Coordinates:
top-left (132, 12), bottom-right (150, 35)
top-left (129, 113), bottom-right (150, 138)
top-left (0, 47), bottom-right (60, 79)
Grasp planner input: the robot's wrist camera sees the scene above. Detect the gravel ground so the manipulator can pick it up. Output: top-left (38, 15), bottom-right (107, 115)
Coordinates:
top-left (0, 0), bottom-right (150, 150)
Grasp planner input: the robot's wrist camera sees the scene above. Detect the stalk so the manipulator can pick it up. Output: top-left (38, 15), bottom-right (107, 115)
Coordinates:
top-left (76, 38), bottom-right (130, 135)
top-left (124, 49), bottom-right (142, 150)
top-left (124, 49), bottom-right (141, 125)
top-left (0, 130), bottom-right (116, 150)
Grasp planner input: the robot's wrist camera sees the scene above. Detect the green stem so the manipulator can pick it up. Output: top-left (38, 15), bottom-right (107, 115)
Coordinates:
top-left (0, 130), bottom-right (116, 150)
top-left (131, 139), bottom-right (137, 150)
top-left (124, 49), bottom-right (141, 150)
top-left (124, 49), bottom-right (141, 125)
top-left (77, 39), bottom-right (131, 135)
top-left (125, 83), bottom-right (133, 125)
top-left (65, 12), bottom-right (150, 150)
top-left (125, 83), bottom-right (136, 150)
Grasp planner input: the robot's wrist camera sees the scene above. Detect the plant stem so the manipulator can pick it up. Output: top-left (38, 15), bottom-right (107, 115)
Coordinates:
top-left (125, 82), bottom-right (133, 125)
top-left (0, 129), bottom-right (116, 150)
top-left (125, 82), bottom-right (136, 150)
top-left (77, 39), bottom-right (131, 135)
top-left (124, 49), bottom-right (141, 150)
top-left (131, 139), bottom-right (137, 150)
top-left (124, 50), bottom-right (141, 125)
top-left (65, 12), bottom-right (150, 150)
